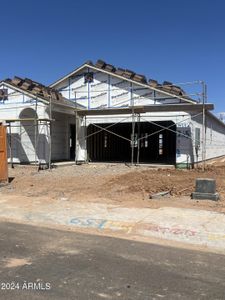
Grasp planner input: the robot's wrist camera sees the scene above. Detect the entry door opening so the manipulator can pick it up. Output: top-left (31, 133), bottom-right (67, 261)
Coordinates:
top-left (70, 124), bottom-right (76, 160)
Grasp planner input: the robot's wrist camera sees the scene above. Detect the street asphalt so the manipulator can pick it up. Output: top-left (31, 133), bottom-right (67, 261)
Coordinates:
top-left (0, 221), bottom-right (225, 300)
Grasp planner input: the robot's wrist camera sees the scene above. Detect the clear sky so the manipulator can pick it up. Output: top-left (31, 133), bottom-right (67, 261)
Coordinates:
top-left (1, 0), bottom-right (225, 114)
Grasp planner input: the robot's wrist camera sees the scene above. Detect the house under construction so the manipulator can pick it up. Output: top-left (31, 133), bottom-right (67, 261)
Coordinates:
top-left (0, 59), bottom-right (225, 168)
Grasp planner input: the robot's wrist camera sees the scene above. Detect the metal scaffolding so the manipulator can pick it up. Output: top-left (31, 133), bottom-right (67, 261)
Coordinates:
top-left (1, 78), bottom-right (220, 171)
top-left (4, 95), bottom-right (53, 169)
top-left (73, 80), bottom-right (213, 169)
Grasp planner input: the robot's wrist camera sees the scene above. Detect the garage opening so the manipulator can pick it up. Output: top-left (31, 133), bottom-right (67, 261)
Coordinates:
top-left (87, 121), bottom-right (176, 164)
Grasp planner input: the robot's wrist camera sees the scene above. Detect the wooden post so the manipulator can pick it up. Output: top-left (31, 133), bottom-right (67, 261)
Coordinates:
top-left (0, 124), bottom-right (8, 182)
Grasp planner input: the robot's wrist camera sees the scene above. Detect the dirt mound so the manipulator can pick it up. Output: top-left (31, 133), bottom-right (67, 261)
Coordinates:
top-left (106, 166), bottom-right (225, 199)
top-left (2, 164), bottom-right (225, 213)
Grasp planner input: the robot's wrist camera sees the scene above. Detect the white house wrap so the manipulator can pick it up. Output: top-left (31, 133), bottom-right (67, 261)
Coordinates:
top-left (0, 60), bottom-right (224, 167)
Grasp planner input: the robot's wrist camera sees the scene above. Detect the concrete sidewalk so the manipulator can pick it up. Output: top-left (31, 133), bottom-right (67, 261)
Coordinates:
top-left (0, 194), bottom-right (225, 252)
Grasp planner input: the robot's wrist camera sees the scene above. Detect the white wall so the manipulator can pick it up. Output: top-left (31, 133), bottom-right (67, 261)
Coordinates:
top-left (0, 84), bottom-right (50, 163)
top-left (3, 70), bottom-right (225, 165)
top-left (75, 110), bottom-right (225, 165)
top-left (0, 84), bottom-right (76, 163)
top-left (56, 69), bottom-right (225, 165)
top-left (56, 67), bottom-right (184, 109)
top-left (190, 112), bottom-right (225, 163)
top-left (174, 112), bottom-right (225, 165)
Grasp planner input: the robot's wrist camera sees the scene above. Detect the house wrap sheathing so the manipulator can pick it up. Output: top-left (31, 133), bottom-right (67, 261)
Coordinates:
top-left (0, 78), bottom-right (81, 163)
top-left (0, 60), bottom-right (225, 167)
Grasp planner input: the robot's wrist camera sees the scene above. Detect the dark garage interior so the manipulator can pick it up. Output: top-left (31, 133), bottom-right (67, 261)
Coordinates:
top-left (87, 121), bottom-right (176, 164)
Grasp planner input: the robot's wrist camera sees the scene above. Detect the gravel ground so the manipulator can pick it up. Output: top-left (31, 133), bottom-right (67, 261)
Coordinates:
top-left (1, 163), bottom-right (225, 213)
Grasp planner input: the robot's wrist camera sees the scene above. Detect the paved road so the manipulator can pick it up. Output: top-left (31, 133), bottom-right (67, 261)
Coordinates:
top-left (0, 221), bottom-right (225, 300)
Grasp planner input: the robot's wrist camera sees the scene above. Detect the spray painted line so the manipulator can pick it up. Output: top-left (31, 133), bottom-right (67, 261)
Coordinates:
top-left (69, 217), bottom-right (198, 236)
top-left (6, 211), bottom-right (225, 245)
top-left (138, 223), bottom-right (197, 237)
top-left (69, 217), bottom-right (225, 244)
top-left (70, 217), bottom-right (134, 233)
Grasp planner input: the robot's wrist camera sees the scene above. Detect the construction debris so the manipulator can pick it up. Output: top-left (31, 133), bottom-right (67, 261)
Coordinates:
top-left (149, 190), bottom-right (171, 199)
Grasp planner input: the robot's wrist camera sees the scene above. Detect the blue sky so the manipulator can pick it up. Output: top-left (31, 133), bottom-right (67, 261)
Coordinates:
top-left (1, 0), bottom-right (225, 114)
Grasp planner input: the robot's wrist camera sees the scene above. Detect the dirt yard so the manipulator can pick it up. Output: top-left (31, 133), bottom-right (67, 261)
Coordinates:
top-left (1, 161), bottom-right (225, 214)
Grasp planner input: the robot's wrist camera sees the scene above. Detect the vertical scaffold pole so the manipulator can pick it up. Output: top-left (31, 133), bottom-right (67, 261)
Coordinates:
top-left (137, 113), bottom-right (141, 165)
top-left (131, 111), bottom-right (135, 165)
top-left (34, 97), bottom-right (38, 166)
top-left (202, 81), bottom-right (206, 171)
top-left (84, 115), bottom-right (87, 163)
top-left (49, 95), bottom-right (52, 170)
top-left (74, 92), bottom-right (77, 164)
top-left (131, 84), bottom-right (135, 165)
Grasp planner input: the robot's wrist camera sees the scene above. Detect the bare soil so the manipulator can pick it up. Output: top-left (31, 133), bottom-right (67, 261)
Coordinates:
top-left (1, 161), bottom-right (225, 213)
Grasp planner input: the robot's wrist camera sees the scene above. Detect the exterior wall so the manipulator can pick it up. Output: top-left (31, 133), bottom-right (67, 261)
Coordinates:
top-left (55, 67), bottom-right (184, 109)
top-left (55, 70), bottom-right (225, 165)
top-left (173, 112), bottom-right (225, 167)
top-left (55, 67), bottom-right (201, 165)
top-left (190, 112), bottom-right (225, 163)
top-left (175, 114), bottom-right (193, 167)
top-left (0, 84), bottom-right (49, 163)
top-left (76, 116), bottom-right (86, 161)
top-left (2, 69), bottom-right (225, 165)
top-left (76, 111), bottom-right (225, 166)
top-left (0, 84), bottom-right (76, 163)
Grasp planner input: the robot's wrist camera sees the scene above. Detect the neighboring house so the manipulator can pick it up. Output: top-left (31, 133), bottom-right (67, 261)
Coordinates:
top-left (0, 59), bottom-right (225, 167)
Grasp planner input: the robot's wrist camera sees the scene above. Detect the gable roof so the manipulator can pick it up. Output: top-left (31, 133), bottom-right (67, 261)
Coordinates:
top-left (49, 59), bottom-right (195, 104)
top-left (1, 76), bottom-right (84, 109)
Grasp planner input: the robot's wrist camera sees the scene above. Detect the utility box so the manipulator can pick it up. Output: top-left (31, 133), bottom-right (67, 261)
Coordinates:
top-left (0, 123), bottom-right (8, 183)
top-left (191, 178), bottom-right (219, 201)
